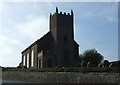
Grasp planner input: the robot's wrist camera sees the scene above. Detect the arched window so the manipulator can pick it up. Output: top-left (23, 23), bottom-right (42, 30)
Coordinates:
top-left (23, 55), bottom-right (25, 66)
top-left (31, 50), bottom-right (34, 67)
top-left (27, 53), bottom-right (29, 68)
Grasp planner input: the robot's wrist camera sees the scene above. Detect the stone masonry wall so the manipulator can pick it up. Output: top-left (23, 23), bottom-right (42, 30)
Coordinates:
top-left (2, 71), bottom-right (120, 83)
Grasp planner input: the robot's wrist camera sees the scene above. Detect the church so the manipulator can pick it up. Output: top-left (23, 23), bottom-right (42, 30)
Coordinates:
top-left (21, 8), bottom-right (80, 68)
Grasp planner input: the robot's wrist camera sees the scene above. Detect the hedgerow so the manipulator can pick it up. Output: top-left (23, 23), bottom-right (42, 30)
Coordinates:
top-left (2, 67), bottom-right (120, 73)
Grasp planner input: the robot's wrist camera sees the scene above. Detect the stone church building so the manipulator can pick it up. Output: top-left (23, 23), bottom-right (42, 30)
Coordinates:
top-left (21, 8), bottom-right (80, 68)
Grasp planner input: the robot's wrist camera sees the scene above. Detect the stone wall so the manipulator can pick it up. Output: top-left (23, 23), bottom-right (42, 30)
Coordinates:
top-left (2, 71), bottom-right (120, 83)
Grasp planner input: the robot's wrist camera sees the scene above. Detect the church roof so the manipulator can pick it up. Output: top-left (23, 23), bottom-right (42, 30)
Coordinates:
top-left (22, 31), bottom-right (51, 53)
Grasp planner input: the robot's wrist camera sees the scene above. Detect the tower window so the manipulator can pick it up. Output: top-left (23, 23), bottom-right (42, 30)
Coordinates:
top-left (31, 50), bottom-right (34, 67)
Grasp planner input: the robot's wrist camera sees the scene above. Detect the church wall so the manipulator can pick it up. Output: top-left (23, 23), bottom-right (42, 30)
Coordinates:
top-left (37, 51), bottom-right (56, 68)
top-left (37, 53), bottom-right (43, 68)
top-left (31, 44), bottom-right (38, 69)
top-left (74, 42), bottom-right (80, 66)
top-left (22, 49), bottom-right (31, 68)
top-left (42, 52), bottom-right (56, 68)
top-left (22, 44), bottom-right (38, 69)
top-left (36, 33), bottom-right (57, 68)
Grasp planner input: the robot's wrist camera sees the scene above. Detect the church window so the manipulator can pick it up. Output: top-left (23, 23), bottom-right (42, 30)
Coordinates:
top-left (23, 55), bottom-right (25, 66)
top-left (27, 53), bottom-right (29, 68)
top-left (31, 50), bottom-right (34, 67)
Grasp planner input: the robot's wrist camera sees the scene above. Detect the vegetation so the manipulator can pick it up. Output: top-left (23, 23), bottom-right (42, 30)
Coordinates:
top-left (2, 67), bottom-right (120, 73)
top-left (79, 49), bottom-right (104, 66)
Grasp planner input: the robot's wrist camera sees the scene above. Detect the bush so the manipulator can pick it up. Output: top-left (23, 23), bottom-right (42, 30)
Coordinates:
top-left (80, 49), bottom-right (104, 67)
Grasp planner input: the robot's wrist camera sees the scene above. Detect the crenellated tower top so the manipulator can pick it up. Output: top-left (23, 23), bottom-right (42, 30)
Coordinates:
top-left (50, 7), bottom-right (74, 43)
top-left (50, 7), bottom-right (74, 16)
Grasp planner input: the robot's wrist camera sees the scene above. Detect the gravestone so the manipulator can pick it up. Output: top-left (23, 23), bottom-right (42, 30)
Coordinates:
top-left (98, 62), bottom-right (102, 67)
top-left (109, 63), bottom-right (114, 67)
top-left (102, 60), bottom-right (110, 67)
top-left (87, 62), bottom-right (93, 67)
top-left (81, 61), bottom-right (87, 67)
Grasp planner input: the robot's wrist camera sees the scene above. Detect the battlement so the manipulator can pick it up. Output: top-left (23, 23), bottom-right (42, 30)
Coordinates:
top-left (50, 7), bottom-right (73, 17)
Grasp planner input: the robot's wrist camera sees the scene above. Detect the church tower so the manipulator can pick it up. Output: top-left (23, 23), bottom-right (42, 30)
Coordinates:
top-left (50, 7), bottom-right (79, 67)
top-left (21, 7), bottom-right (79, 69)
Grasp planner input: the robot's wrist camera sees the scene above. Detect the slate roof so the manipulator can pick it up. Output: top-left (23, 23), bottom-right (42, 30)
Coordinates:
top-left (22, 31), bottom-right (51, 53)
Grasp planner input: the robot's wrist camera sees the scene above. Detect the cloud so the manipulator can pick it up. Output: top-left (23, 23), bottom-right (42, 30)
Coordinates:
top-left (14, 15), bottom-right (49, 41)
top-left (0, 15), bottom-right (49, 67)
top-left (0, 2), bottom-right (52, 67)
top-left (79, 11), bottom-right (94, 18)
top-left (78, 3), bottom-right (117, 22)
top-left (0, 35), bottom-right (24, 67)
top-left (0, 2), bottom-right (8, 12)
top-left (101, 3), bottom-right (118, 22)
top-left (96, 48), bottom-right (118, 62)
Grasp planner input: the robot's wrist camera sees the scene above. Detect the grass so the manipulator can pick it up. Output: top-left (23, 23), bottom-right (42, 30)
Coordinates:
top-left (2, 67), bottom-right (120, 73)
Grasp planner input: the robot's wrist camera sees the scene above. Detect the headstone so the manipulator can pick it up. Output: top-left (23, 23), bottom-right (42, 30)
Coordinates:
top-left (98, 63), bottom-right (102, 67)
top-left (81, 61), bottom-right (86, 67)
top-left (102, 60), bottom-right (110, 67)
top-left (17, 62), bottom-right (23, 68)
top-left (87, 62), bottom-right (92, 67)
top-left (56, 65), bottom-right (60, 68)
top-left (109, 63), bottom-right (113, 67)
top-left (109, 61), bottom-right (120, 67)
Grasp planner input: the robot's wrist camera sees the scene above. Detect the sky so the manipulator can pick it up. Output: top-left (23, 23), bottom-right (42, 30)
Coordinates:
top-left (0, 2), bottom-right (118, 67)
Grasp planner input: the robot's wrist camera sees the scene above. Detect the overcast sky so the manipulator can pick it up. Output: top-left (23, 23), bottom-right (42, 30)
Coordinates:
top-left (0, 2), bottom-right (118, 67)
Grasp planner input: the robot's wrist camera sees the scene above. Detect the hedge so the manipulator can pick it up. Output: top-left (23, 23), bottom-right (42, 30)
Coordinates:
top-left (2, 67), bottom-right (120, 73)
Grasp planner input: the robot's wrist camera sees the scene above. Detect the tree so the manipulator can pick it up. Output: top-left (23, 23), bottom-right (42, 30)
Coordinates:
top-left (80, 49), bottom-right (104, 67)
